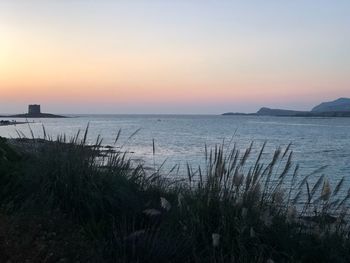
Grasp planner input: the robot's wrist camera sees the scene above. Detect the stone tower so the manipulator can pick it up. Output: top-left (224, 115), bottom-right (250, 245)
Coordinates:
top-left (28, 104), bottom-right (41, 115)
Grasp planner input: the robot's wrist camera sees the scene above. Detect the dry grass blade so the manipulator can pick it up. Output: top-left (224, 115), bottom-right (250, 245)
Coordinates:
top-left (310, 174), bottom-right (325, 198)
top-left (186, 163), bottom-right (192, 186)
top-left (83, 123), bottom-right (90, 144)
top-left (252, 142), bottom-right (266, 175)
top-left (27, 123), bottom-right (35, 140)
top-left (72, 129), bottom-right (80, 144)
top-left (121, 128), bottom-right (142, 149)
top-left (337, 192), bottom-right (350, 210)
top-left (298, 165), bottom-right (328, 189)
top-left (282, 143), bottom-right (292, 158)
top-left (198, 165), bottom-right (203, 187)
top-left (333, 177), bottom-right (345, 197)
top-left (278, 151), bottom-right (292, 179)
top-left (292, 190), bottom-right (302, 205)
top-left (114, 129), bottom-right (122, 144)
top-left (287, 164), bottom-right (299, 203)
top-left (42, 124), bottom-right (47, 140)
top-left (240, 142), bottom-right (253, 166)
top-left (306, 180), bottom-right (311, 203)
top-left (15, 129), bottom-right (23, 139)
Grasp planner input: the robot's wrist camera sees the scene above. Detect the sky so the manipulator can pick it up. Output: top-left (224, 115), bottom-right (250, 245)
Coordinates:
top-left (0, 0), bottom-right (349, 114)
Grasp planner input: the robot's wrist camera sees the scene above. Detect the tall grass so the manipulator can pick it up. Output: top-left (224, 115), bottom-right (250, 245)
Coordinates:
top-left (0, 128), bottom-right (349, 262)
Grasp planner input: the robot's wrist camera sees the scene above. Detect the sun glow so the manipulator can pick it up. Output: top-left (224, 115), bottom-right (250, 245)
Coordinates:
top-left (0, 1), bottom-right (349, 113)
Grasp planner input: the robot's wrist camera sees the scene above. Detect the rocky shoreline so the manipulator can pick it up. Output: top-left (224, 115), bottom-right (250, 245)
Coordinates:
top-left (0, 120), bottom-right (29, 126)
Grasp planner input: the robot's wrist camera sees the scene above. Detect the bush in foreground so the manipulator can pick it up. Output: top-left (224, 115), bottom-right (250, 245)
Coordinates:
top-left (0, 131), bottom-right (349, 262)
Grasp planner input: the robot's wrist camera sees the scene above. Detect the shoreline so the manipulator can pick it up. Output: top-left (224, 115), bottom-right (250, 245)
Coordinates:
top-left (0, 120), bottom-right (29, 127)
top-left (1, 113), bottom-right (67, 118)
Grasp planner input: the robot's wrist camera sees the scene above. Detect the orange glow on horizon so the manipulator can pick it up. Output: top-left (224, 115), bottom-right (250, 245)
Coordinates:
top-left (1, 1), bottom-right (349, 113)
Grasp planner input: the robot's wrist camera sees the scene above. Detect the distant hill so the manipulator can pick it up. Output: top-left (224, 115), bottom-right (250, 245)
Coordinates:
top-left (1, 113), bottom-right (66, 118)
top-left (9, 113), bottom-right (66, 118)
top-left (1, 104), bottom-right (67, 118)
top-left (222, 97), bottom-right (350, 117)
top-left (256, 107), bottom-right (308, 116)
top-left (312, 98), bottom-right (350, 112)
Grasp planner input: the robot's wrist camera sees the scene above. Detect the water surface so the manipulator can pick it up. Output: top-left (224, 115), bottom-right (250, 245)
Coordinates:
top-left (1, 114), bottom-right (349, 190)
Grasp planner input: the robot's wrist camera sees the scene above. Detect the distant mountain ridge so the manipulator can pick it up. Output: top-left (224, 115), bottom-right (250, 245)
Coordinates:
top-left (222, 97), bottom-right (350, 117)
top-left (312, 98), bottom-right (350, 112)
top-left (256, 107), bottom-right (308, 116)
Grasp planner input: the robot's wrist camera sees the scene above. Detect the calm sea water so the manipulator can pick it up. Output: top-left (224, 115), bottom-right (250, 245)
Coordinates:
top-left (1, 114), bottom-right (350, 190)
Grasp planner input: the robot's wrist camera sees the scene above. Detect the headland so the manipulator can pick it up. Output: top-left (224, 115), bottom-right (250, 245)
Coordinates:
top-left (1, 104), bottom-right (67, 118)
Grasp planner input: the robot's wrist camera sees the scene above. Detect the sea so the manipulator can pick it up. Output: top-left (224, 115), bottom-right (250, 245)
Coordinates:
top-left (1, 114), bottom-right (350, 197)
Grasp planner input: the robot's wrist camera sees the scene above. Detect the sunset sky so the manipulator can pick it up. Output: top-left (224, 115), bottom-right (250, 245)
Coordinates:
top-left (0, 0), bottom-right (349, 114)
